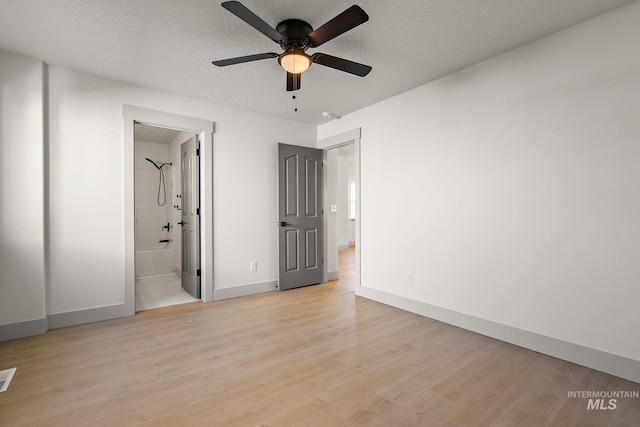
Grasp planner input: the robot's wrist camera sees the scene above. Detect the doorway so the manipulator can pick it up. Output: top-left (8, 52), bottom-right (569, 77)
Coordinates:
top-left (275, 129), bottom-right (361, 293)
top-left (133, 124), bottom-right (199, 310)
top-left (319, 127), bottom-right (362, 295)
top-left (324, 143), bottom-right (357, 287)
top-left (123, 105), bottom-right (215, 316)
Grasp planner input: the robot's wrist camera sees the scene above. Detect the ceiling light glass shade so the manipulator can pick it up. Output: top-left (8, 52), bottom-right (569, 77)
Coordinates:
top-left (279, 51), bottom-right (311, 74)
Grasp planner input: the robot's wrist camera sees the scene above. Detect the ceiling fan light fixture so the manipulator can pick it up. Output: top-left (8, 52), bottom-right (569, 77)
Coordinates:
top-left (279, 50), bottom-right (311, 74)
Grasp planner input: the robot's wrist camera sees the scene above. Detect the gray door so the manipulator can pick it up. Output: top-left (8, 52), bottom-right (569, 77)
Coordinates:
top-left (181, 135), bottom-right (200, 298)
top-left (278, 143), bottom-right (324, 290)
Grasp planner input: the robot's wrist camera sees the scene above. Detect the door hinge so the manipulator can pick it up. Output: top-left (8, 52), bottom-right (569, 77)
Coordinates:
top-left (197, 269), bottom-right (201, 277)
top-left (196, 148), bottom-right (200, 156)
top-left (197, 208), bottom-right (200, 215)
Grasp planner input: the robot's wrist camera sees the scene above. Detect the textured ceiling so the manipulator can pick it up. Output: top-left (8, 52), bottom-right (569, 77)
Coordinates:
top-left (0, 0), bottom-right (635, 125)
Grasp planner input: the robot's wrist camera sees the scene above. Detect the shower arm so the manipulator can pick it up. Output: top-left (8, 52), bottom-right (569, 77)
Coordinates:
top-left (145, 158), bottom-right (173, 169)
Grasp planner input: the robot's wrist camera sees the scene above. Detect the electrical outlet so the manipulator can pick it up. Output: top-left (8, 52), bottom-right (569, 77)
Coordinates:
top-left (250, 261), bottom-right (257, 271)
top-left (407, 272), bottom-right (413, 284)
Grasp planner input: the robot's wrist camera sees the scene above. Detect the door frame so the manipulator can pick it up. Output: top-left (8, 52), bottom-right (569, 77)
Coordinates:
top-left (319, 128), bottom-right (362, 295)
top-left (123, 105), bottom-right (215, 314)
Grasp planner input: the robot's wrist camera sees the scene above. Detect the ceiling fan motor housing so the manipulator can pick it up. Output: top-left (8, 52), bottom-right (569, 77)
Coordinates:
top-left (276, 19), bottom-right (314, 51)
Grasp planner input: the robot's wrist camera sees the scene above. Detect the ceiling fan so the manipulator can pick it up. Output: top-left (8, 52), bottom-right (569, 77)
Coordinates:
top-left (212, 1), bottom-right (372, 91)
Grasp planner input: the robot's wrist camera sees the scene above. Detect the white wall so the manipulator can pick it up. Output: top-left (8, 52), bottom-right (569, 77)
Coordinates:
top-left (0, 50), bottom-right (46, 338)
top-left (46, 66), bottom-right (316, 316)
top-left (318, 1), bottom-right (640, 378)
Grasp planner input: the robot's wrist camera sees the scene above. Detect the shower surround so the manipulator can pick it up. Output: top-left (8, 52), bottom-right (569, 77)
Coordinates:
top-left (134, 140), bottom-right (175, 278)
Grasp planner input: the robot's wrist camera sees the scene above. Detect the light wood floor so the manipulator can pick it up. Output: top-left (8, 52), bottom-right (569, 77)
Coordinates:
top-left (1, 247), bottom-right (639, 426)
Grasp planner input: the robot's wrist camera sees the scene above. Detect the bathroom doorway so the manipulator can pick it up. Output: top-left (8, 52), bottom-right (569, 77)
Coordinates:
top-left (133, 123), bottom-right (199, 310)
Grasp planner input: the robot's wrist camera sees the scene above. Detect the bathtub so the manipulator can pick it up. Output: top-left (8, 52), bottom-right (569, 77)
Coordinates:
top-left (135, 244), bottom-right (176, 279)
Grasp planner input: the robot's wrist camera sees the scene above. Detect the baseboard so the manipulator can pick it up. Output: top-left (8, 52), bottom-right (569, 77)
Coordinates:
top-left (0, 318), bottom-right (48, 342)
top-left (338, 244), bottom-right (349, 250)
top-left (360, 286), bottom-right (640, 384)
top-left (48, 303), bottom-right (130, 329)
top-left (327, 271), bottom-right (339, 281)
top-left (213, 280), bottom-right (277, 301)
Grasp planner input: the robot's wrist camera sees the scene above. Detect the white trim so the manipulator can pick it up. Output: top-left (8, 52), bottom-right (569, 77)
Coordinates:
top-left (319, 129), bottom-right (362, 295)
top-left (361, 286), bottom-right (640, 384)
top-left (122, 106), bottom-right (214, 133)
top-left (317, 128), bottom-right (361, 149)
top-left (123, 105), bottom-right (215, 314)
top-left (213, 280), bottom-right (278, 300)
top-left (327, 271), bottom-right (339, 281)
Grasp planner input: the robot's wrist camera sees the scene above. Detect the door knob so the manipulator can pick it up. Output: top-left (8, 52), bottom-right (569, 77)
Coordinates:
top-left (178, 221), bottom-right (186, 225)
top-left (277, 221), bottom-right (288, 227)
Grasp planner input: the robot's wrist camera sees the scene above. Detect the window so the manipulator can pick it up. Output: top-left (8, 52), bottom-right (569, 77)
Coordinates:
top-left (349, 182), bottom-right (356, 220)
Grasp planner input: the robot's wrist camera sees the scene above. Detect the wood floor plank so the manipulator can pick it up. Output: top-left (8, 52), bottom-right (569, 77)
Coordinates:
top-left (1, 248), bottom-right (639, 426)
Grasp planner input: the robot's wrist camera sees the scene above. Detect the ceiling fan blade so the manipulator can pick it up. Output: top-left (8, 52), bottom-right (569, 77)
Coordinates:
top-left (311, 53), bottom-right (372, 77)
top-left (222, 1), bottom-right (283, 43)
top-left (287, 72), bottom-right (301, 91)
top-left (307, 5), bottom-right (368, 47)
top-left (212, 52), bottom-right (279, 67)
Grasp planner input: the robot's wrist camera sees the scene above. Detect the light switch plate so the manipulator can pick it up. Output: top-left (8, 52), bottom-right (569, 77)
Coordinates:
top-left (330, 204), bottom-right (337, 212)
